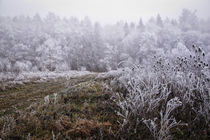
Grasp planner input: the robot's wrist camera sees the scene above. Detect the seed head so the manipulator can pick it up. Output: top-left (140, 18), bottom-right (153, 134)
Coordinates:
top-left (198, 47), bottom-right (202, 52)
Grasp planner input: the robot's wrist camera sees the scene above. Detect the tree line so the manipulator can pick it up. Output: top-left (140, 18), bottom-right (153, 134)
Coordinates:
top-left (0, 9), bottom-right (210, 73)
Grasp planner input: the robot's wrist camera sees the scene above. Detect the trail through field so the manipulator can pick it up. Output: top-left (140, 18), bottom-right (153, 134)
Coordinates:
top-left (0, 72), bottom-right (119, 139)
top-left (0, 78), bottom-right (66, 117)
top-left (0, 71), bottom-right (93, 117)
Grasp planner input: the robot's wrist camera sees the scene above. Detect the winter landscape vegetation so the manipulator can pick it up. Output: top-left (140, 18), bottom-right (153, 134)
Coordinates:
top-left (0, 0), bottom-right (210, 139)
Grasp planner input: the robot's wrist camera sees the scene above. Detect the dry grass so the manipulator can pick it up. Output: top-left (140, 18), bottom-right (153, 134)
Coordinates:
top-left (0, 74), bottom-right (119, 139)
top-left (1, 73), bottom-right (208, 139)
top-left (0, 78), bottom-right (66, 117)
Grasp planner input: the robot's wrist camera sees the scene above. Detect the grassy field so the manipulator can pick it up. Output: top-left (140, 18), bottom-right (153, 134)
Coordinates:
top-left (0, 78), bottom-right (66, 117)
top-left (0, 73), bottom-right (209, 140)
top-left (0, 74), bottom-right (121, 139)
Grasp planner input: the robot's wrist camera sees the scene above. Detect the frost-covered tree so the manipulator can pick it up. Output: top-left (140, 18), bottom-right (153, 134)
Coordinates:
top-left (179, 9), bottom-right (199, 31)
top-left (156, 14), bottom-right (163, 27)
top-left (0, 10), bottom-right (209, 73)
top-left (137, 18), bottom-right (145, 32)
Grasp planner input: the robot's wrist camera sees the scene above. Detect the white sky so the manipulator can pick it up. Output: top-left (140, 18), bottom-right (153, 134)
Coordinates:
top-left (0, 0), bottom-right (209, 23)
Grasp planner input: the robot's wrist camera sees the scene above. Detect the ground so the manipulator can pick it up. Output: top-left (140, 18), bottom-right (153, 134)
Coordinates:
top-left (0, 72), bottom-right (120, 139)
top-left (0, 72), bottom-right (209, 139)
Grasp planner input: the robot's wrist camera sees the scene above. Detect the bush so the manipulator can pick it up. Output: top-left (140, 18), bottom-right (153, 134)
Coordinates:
top-left (111, 45), bottom-right (210, 139)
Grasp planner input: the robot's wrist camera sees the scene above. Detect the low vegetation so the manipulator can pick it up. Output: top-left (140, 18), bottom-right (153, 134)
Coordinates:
top-left (0, 46), bottom-right (209, 140)
top-left (111, 45), bottom-right (210, 139)
top-left (0, 74), bottom-right (118, 139)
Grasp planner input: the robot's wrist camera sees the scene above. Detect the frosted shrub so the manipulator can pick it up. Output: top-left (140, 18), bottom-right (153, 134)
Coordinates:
top-left (54, 93), bottom-right (58, 104)
top-left (174, 46), bottom-right (210, 129)
top-left (113, 66), bottom-right (172, 137)
top-left (153, 46), bottom-right (210, 126)
top-left (52, 130), bottom-right (60, 140)
top-left (44, 95), bottom-right (50, 105)
top-left (27, 133), bottom-right (31, 140)
top-left (112, 45), bottom-right (209, 139)
top-left (143, 97), bottom-right (183, 140)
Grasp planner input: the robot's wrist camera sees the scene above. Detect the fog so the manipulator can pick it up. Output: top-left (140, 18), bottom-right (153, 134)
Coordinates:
top-left (0, 0), bottom-right (210, 23)
top-left (0, 0), bottom-right (210, 139)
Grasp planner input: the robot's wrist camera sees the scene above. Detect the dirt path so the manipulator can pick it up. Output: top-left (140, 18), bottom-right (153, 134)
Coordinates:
top-left (0, 78), bottom-right (67, 117)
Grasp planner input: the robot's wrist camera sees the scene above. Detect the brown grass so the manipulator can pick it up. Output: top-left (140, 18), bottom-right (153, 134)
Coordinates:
top-left (0, 74), bottom-right (118, 139)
